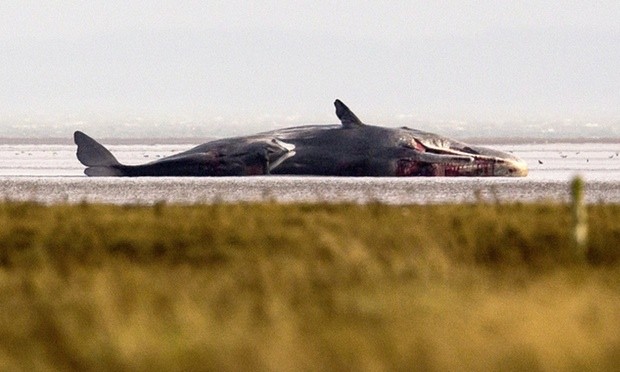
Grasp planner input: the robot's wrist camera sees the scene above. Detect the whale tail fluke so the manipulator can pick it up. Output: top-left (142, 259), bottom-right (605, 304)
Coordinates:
top-left (74, 131), bottom-right (124, 176)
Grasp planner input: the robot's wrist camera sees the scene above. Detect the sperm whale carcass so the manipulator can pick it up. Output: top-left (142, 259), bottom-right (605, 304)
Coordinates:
top-left (74, 100), bottom-right (528, 177)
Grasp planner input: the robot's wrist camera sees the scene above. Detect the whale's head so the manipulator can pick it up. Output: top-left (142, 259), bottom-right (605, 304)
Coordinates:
top-left (333, 99), bottom-right (528, 177)
top-left (395, 127), bottom-right (529, 177)
top-left (458, 144), bottom-right (529, 177)
top-left (431, 144), bottom-right (529, 177)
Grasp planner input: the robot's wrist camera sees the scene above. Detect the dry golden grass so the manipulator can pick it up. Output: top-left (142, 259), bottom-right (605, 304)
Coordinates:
top-left (0, 201), bottom-right (618, 371)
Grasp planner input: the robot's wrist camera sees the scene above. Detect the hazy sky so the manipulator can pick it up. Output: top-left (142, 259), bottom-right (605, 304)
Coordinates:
top-left (1, 2), bottom-right (619, 136)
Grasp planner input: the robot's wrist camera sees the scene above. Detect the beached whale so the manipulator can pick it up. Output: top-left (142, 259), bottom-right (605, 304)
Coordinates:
top-left (74, 100), bottom-right (528, 177)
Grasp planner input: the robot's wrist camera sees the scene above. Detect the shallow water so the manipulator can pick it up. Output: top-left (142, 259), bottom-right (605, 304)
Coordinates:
top-left (0, 141), bottom-right (618, 204)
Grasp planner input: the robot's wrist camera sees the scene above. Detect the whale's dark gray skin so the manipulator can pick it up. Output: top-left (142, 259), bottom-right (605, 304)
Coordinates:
top-left (74, 100), bottom-right (528, 177)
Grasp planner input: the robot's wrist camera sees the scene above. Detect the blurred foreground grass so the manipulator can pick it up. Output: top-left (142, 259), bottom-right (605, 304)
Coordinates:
top-left (0, 201), bottom-right (619, 371)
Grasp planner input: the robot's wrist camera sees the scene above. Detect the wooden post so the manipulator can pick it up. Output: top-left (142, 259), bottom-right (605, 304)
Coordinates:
top-left (570, 176), bottom-right (588, 261)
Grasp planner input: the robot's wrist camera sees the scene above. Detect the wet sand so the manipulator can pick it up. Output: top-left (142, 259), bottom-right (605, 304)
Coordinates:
top-left (1, 176), bottom-right (619, 205)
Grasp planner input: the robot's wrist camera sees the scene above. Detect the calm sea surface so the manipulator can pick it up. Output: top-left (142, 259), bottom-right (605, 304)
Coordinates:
top-left (0, 141), bottom-right (618, 204)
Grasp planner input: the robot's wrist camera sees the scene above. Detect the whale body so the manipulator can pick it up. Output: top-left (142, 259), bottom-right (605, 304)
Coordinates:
top-left (74, 100), bottom-right (528, 177)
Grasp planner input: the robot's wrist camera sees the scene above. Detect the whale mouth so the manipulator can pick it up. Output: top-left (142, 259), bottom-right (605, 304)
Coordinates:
top-left (397, 156), bottom-right (528, 177)
top-left (440, 157), bottom-right (528, 177)
top-left (410, 140), bottom-right (529, 177)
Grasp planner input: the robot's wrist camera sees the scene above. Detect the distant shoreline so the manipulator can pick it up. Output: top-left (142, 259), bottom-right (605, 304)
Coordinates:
top-left (1, 137), bottom-right (619, 146)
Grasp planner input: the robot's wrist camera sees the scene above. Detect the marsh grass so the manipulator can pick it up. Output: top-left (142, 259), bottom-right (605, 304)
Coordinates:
top-left (0, 201), bottom-right (619, 371)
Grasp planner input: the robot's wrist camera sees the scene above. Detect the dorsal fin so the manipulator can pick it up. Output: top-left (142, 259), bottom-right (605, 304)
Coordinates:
top-left (334, 99), bottom-right (364, 128)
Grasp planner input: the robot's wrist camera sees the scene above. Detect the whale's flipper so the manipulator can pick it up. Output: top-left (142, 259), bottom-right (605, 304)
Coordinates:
top-left (334, 100), bottom-right (364, 128)
top-left (267, 139), bottom-right (296, 172)
top-left (74, 131), bottom-right (124, 176)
